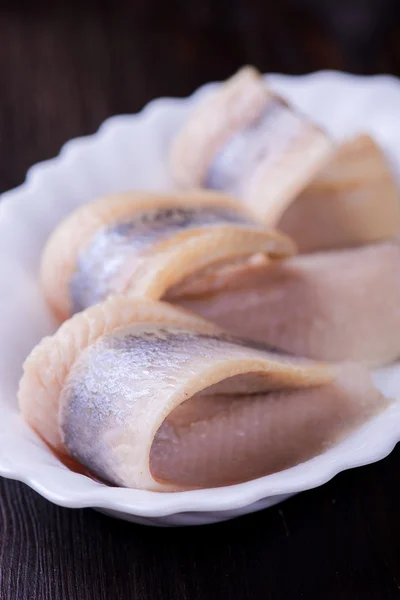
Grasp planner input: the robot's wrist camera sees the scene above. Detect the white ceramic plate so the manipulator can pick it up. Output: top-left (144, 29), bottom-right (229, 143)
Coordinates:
top-left (1, 71), bottom-right (400, 527)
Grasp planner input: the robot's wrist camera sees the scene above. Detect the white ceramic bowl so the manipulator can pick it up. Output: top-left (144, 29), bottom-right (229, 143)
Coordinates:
top-left (1, 71), bottom-right (400, 527)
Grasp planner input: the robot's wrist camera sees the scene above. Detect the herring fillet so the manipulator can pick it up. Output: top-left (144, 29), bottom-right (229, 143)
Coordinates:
top-left (170, 66), bottom-right (333, 226)
top-left (40, 190), bottom-right (294, 320)
top-left (18, 297), bottom-right (388, 492)
top-left (41, 192), bottom-right (400, 365)
top-left (170, 69), bottom-right (400, 251)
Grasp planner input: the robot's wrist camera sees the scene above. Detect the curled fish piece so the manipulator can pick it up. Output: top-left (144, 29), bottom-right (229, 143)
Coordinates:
top-left (278, 134), bottom-right (400, 253)
top-left (175, 240), bottom-right (400, 366)
top-left (41, 193), bottom-right (400, 365)
top-left (18, 297), bottom-right (388, 491)
top-left (170, 71), bottom-right (400, 251)
top-left (170, 66), bottom-right (333, 225)
top-left (40, 190), bottom-right (295, 320)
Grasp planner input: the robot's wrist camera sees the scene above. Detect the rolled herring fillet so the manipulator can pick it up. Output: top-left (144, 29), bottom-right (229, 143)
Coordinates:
top-left (170, 70), bottom-right (400, 251)
top-left (42, 192), bottom-right (400, 365)
top-left (18, 297), bottom-right (388, 491)
top-left (40, 190), bottom-right (295, 320)
top-left (170, 66), bottom-right (333, 225)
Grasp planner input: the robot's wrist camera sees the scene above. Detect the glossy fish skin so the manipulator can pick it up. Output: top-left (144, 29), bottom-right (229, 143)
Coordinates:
top-left (40, 190), bottom-right (295, 321)
top-left (69, 204), bottom-right (255, 313)
top-left (18, 297), bottom-right (217, 454)
top-left (206, 99), bottom-right (331, 226)
top-left (176, 240), bottom-right (400, 366)
top-left (207, 100), bottom-right (299, 195)
top-left (170, 66), bottom-right (333, 225)
top-left (19, 297), bottom-right (388, 492)
top-left (278, 134), bottom-right (400, 253)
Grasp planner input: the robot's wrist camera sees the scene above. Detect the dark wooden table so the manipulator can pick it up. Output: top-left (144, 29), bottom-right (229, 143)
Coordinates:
top-left (2, 2), bottom-right (400, 598)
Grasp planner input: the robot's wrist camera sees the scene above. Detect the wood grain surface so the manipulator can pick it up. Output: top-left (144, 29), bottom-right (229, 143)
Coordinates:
top-left (1, 2), bottom-right (400, 598)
